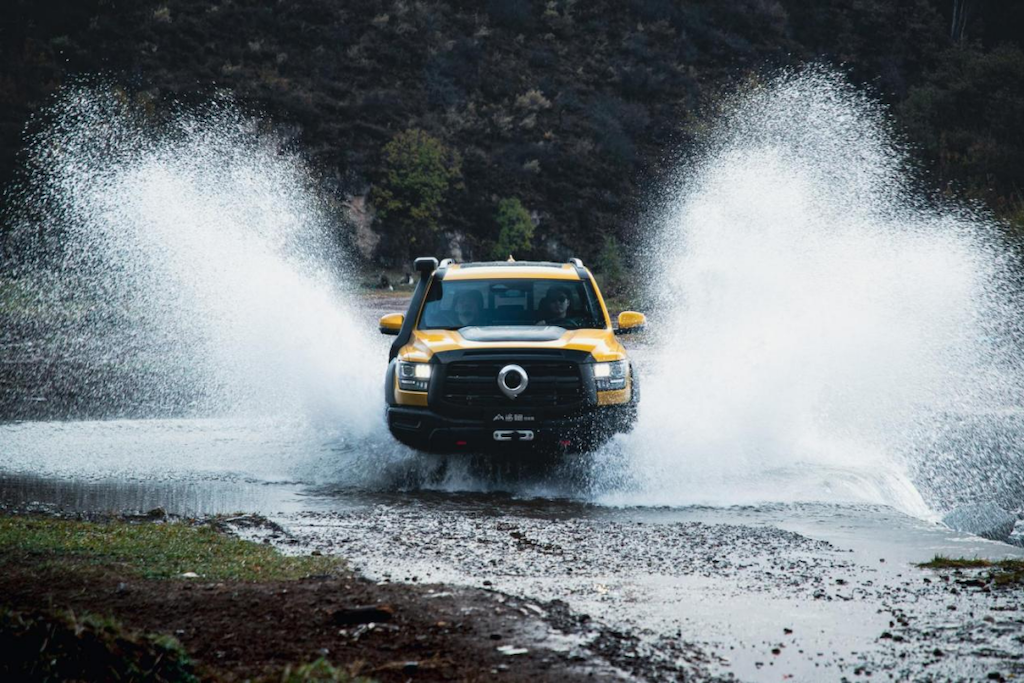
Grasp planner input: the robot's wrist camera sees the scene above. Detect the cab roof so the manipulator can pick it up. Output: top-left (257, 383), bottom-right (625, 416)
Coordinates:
top-left (443, 261), bottom-right (582, 281)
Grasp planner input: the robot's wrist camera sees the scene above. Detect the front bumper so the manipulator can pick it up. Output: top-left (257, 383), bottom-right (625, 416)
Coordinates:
top-left (387, 403), bottom-right (636, 453)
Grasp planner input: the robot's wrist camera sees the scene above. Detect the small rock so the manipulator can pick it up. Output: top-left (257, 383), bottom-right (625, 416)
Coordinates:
top-left (497, 645), bottom-right (528, 656)
top-left (933, 648), bottom-right (944, 657)
top-left (180, 572), bottom-right (200, 579)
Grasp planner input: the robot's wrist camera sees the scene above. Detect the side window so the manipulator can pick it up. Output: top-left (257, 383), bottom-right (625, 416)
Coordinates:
top-left (582, 281), bottom-right (605, 327)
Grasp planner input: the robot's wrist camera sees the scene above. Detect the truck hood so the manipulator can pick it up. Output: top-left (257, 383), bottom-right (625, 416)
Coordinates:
top-left (399, 327), bottom-right (627, 363)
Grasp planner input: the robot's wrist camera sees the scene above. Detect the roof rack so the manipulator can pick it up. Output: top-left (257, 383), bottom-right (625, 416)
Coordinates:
top-left (568, 258), bottom-right (584, 268)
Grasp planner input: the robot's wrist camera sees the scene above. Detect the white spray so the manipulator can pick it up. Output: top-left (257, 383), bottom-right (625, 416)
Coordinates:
top-left (601, 69), bottom-right (1023, 515)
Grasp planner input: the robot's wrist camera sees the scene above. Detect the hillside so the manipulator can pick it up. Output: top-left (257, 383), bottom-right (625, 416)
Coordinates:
top-left (2, 0), bottom-right (1022, 272)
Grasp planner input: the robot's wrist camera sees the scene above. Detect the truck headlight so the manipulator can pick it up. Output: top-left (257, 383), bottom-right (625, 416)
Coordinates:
top-left (398, 361), bottom-right (431, 392)
top-left (593, 360), bottom-right (628, 391)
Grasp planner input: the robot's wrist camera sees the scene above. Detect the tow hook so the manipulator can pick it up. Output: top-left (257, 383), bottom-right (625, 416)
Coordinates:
top-left (493, 430), bottom-right (535, 442)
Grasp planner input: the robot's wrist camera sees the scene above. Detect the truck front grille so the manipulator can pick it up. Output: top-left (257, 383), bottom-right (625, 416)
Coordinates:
top-left (442, 360), bottom-right (584, 408)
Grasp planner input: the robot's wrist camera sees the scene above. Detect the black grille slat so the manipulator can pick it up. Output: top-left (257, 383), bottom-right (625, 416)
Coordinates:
top-left (441, 360), bottom-right (583, 408)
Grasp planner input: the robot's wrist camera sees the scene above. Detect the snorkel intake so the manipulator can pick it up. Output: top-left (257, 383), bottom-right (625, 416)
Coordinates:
top-left (388, 257), bottom-right (441, 360)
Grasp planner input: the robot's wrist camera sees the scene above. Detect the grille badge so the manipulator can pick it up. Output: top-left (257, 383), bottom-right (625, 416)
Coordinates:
top-left (497, 364), bottom-right (529, 399)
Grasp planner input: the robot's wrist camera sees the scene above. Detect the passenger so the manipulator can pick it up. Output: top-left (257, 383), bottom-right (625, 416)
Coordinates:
top-left (453, 290), bottom-right (485, 327)
top-left (537, 286), bottom-right (572, 326)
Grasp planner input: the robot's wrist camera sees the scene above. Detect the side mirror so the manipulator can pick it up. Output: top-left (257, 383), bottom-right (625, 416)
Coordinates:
top-left (615, 311), bottom-right (646, 335)
top-left (379, 313), bottom-right (404, 336)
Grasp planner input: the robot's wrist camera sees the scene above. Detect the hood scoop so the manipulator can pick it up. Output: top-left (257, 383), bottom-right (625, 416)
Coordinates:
top-left (458, 326), bottom-right (566, 342)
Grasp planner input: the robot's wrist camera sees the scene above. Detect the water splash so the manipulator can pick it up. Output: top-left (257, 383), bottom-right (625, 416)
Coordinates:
top-left (602, 68), bottom-right (1024, 515)
top-left (9, 87), bottom-right (384, 424)
top-left (3, 75), bottom-right (1022, 517)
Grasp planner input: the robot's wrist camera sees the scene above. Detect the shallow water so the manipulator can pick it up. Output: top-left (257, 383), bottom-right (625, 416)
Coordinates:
top-left (4, 454), bottom-right (1022, 682)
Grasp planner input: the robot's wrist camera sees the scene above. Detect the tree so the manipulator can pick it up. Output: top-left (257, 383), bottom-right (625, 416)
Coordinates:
top-left (491, 198), bottom-right (534, 259)
top-left (594, 234), bottom-right (625, 295)
top-left (371, 129), bottom-right (461, 260)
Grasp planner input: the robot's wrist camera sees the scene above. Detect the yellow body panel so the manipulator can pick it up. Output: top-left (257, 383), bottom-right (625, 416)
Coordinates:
top-left (443, 263), bottom-right (579, 280)
top-left (597, 377), bottom-right (632, 405)
top-left (398, 328), bottom-right (627, 363)
top-left (394, 374), bottom-right (428, 406)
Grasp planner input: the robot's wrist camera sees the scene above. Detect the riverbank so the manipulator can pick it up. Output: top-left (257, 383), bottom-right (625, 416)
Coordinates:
top-left (0, 508), bottom-right (634, 682)
top-left (4, 472), bottom-right (1024, 681)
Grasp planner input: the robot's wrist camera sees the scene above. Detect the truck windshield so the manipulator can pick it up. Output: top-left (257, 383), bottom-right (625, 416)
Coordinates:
top-left (418, 279), bottom-right (606, 330)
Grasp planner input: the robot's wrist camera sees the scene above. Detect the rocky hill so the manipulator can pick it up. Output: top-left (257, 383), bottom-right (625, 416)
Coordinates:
top-left (2, 0), bottom-right (1022, 273)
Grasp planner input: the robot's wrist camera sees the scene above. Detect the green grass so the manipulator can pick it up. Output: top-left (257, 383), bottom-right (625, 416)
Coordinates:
top-left (918, 555), bottom-right (1024, 585)
top-left (267, 658), bottom-right (371, 683)
top-left (0, 515), bottom-right (344, 581)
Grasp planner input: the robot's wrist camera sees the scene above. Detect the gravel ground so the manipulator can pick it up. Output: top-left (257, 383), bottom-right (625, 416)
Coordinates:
top-left (248, 498), bottom-right (1024, 682)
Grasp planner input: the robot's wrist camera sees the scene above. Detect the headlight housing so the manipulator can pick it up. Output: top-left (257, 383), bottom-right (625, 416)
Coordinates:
top-left (398, 361), bottom-right (431, 392)
top-left (593, 360), bottom-right (628, 391)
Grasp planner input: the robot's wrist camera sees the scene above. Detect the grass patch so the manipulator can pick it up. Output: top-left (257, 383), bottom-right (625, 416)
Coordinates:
top-left (0, 607), bottom-right (199, 682)
top-left (0, 515), bottom-right (343, 581)
top-left (918, 555), bottom-right (1024, 586)
top-left (266, 658), bottom-right (371, 682)
top-left (918, 556), bottom-right (997, 569)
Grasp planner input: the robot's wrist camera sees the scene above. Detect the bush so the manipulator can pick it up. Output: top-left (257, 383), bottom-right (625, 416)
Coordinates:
top-left (371, 129), bottom-right (462, 259)
top-left (491, 197), bottom-right (534, 259)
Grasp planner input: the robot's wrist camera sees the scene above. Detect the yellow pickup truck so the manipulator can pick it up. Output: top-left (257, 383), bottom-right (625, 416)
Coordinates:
top-left (380, 257), bottom-right (645, 453)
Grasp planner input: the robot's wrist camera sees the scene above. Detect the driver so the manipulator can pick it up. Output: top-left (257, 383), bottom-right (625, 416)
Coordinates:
top-left (536, 286), bottom-right (573, 326)
top-left (452, 289), bottom-right (484, 327)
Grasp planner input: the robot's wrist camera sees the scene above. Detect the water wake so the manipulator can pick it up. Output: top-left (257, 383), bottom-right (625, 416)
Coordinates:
top-left (605, 68), bottom-right (1023, 515)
